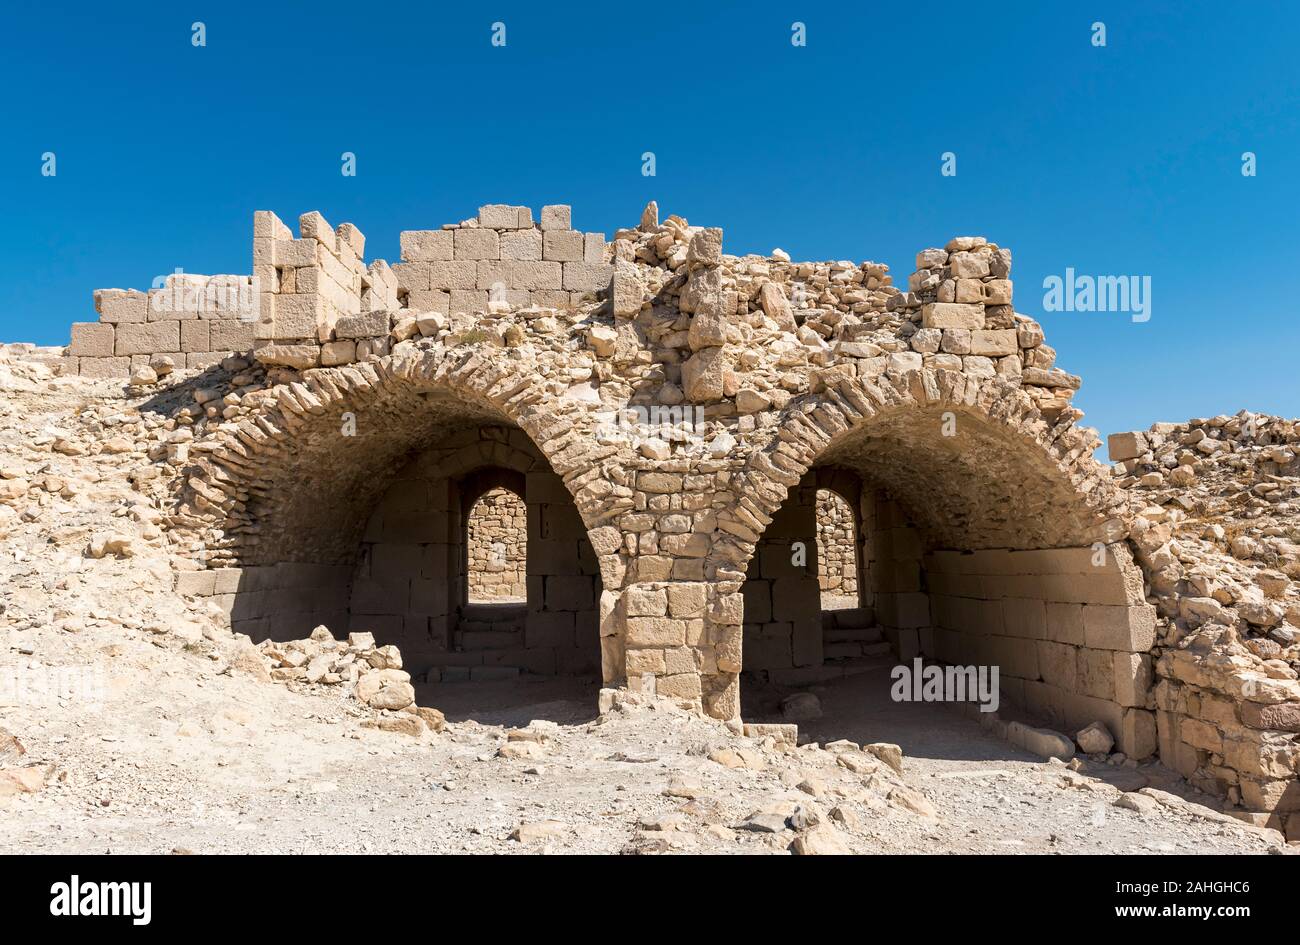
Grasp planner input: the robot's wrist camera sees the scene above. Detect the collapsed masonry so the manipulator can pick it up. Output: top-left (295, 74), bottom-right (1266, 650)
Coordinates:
top-left (52, 200), bottom-right (1300, 830)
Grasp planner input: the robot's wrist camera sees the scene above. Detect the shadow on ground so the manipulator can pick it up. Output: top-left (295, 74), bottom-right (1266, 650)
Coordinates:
top-left (415, 675), bottom-right (602, 728)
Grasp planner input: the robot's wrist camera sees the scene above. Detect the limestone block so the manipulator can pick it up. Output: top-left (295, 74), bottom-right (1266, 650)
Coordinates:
top-left (180, 320), bottom-right (209, 353)
top-left (299, 211), bottom-right (337, 254)
top-left (262, 295), bottom-right (325, 341)
top-left (454, 228), bottom-right (500, 261)
top-left (506, 261), bottom-right (563, 291)
top-left (1107, 431), bottom-right (1147, 461)
top-left (500, 228), bottom-right (542, 261)
top-left (985, 279), bottom-right (1013, 305)
top-left (391, 262), bottom-right (431, 291)
top-left (757, 282), bottom-right (797, 331)
top-left (627, 616), bottom-right (686, 647)
top-left (1076, 647), bottom-right (1116, 700)
top-left (69, 322), bottom-right (115, 357)
top-left (688, 308), bottom-right (727, 350)
top-left (253, 209), bottom-right (292, 241)
top-left (115, 320), bottom-right (179, 356)
top-left (334, 311), bottom-right (390, 339)
top-left (99, 291), bottom-right (149, 324)
top-left (583, 232), bottom-right (607, 264)
top-left (274, 239), bottom-right (318, 268)
top-left (541, 205), bottom-right (571, 230)
top-left (320, 339), bottom-right (356, 366)
top-left (449, 290), bottom-right (486, 314)
top-left (563, 261), bottom-right (613, 294)
top-left (1113, 652), bottom-right (1153, 707)
top-left (408, 290), bottom-right (451, 314)
top-left (542, 229), bottom-right (584, 262)
top-left (78, 356), bottom-right (130, 377)
top-left (400, 230), bottom-right (453, 262)
top-left (626, 648), bottom-right (666, 675)
top-left (336, 222), bottom-right (365, 259)
top-left (682, 346), bottom-right (729, 402)
top-left (478, 204), bottom-right (527, 229)
top-left (611, 258), bottom-right (643, 317)
top-left (209, 320), bottom-right (255, 351)
top-left (1082, 604), bottom-right (1156, 652)
top-left (687, 227), bottom-right (723, 266)
top-left (252, 343), bottom-right (321, 369)
top-left (657, 672), bottom-right (703, 700)
top-left (921, 303), bottom-right (985, 330)
top-left (427, 261), bottom-right (479, 291)
top-left (771, 577), bottom-right (819, 622)
top-left (1044, 601), bottom-right (1087, 645)
top-left (969, 329), bottom-right (1018, 357)
top-left (1121, 709), bottom-right (1158, 760)
top-left (626, 585), bottom-right (668, 617)
top-left (1037, 640), bottom-right (1078, 690)
top-left (948, 251), bottom-right (990, 278)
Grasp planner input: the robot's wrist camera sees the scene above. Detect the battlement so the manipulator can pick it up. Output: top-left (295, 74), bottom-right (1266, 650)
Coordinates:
top-left (65, 204), bottom-right (614, 377)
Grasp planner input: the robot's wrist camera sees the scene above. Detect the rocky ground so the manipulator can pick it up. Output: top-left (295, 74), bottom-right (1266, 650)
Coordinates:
top-left (0, 344), bottom-right (1294, 854)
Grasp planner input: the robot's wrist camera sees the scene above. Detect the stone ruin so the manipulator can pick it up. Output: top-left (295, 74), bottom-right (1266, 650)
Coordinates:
top-left (43, 199), bottom-right (1300, 836)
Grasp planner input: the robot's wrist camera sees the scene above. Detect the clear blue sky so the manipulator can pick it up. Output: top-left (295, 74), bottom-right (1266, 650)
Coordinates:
top-left (2, 1), bottom-right (1297, 449)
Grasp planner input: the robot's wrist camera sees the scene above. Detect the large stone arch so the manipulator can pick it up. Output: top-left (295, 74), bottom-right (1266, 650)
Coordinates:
top-left (708, 370), bottom-right (1158, 757)
top-left (173, 345), bottom-right (623, 680)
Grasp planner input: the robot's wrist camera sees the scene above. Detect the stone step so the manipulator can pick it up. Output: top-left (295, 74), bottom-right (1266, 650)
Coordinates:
top-left (457, 630), bottom-right (523, 650)
top-left (430, 665), bottom-right (521, 683)
top-left (823, 606), bottom-right (875, 630)
top-left (767, 651), bottom-right (895, 685)
top-left (824, 626), bottom-right (884, 645)
top-left (458, 616), bottom-right (525, 631)
top-left (822, 641), bottom-right (868, 660)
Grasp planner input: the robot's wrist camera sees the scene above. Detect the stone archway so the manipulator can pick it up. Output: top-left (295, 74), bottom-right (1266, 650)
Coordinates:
top-left (717, 370), bottom-right (1158, 757)
top-left (173, 347), bottom-right (618, 688)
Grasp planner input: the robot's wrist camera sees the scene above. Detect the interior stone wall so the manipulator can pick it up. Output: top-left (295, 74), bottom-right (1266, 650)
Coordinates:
top-left (922, 544), bottom-right (1156, 757)
top-left (466, 487), bottom-right (527, 601)
top-left (741, 466), bottom-right (1157, 757)
top-left (816, 489), bottom-right (858, 599)
top-left (349, 427), bottom-right (600, 678)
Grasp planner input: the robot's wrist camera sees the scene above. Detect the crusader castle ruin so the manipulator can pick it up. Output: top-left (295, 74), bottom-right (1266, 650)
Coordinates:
top-left (44, 199), bottom-right (1300, 834)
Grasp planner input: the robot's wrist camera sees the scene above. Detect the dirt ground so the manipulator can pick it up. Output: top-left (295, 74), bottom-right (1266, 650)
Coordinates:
top-left (1, 639), bottom-right (1289, 854)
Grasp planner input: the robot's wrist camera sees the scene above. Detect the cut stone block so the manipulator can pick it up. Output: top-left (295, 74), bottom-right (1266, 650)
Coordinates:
top-left (921, 302), bottom-right (985, 330)
top-left (541, 205), bottom-right (571, 230)
top-left (69, 322), bottom-right (115, 357)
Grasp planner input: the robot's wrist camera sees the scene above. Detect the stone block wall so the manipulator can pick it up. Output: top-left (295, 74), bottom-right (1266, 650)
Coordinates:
top-left (867, 491), bottom-right (929, 660)
top-left (70, 204), bottom-right (614, 376)
top-left (466, 487), bottom-right (527, 601)
top-left (742, 482), bottom-right (823, 672)
top-left (179, 562), bottom-right (354, 643)
top-left (923, 544), bottom-right (1157, 757)
top-left (896, 237), bottom-right (1076, 421)
top-left (253, 209), bottom-right (378, 347)
top-left (391, 204), bottom-right (611, 316)
top-left (67, 276), bottom-right (259, 377)
top-left (816, 489), bottom-right (858, 598)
